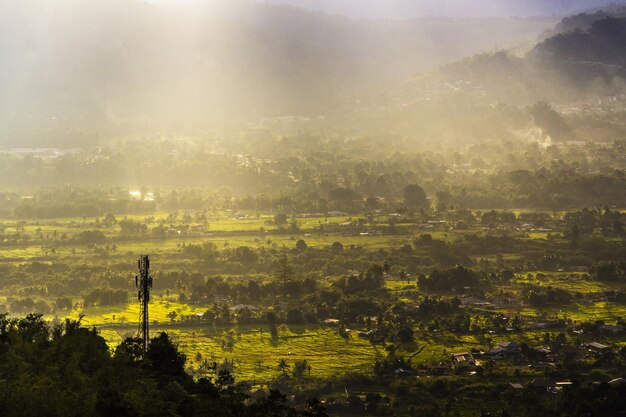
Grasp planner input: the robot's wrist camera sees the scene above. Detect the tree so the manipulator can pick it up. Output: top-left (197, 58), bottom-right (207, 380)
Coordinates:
top-left (570, 224), bottom-right (579, 246)
top-left (0, 314), bottom-right (323, 417)
top-left (75, 230), bottom-right (107, 245)
top-left (330, 241), bottom-right (344, 253)
top-left (114, 336), bottom-right (144, 364)
top-left (144, 332), bottom-right (187, 377)
top-left (403, 184), bottom-right (428, 208)
top-left (273, 250), bottom-right (292, 284)
top-left (365, 196), bottom-right (381, 210)
top-left (615, 218), bottom-right (625, 236)
top-left (397, 327), bottom-right (414, 344)
top-left (365, 393), bottom-right (382, 413)
top-left (274, 213), bottom-right (288, 226)
top-left (231, 246), bottom-right (258, 265)
top-left (295, 239), bottom-right (308, 251)
top-left (277, 358), bottom-right (290, 373)
top-left (303, 398), bottom-right (327, 417)
top-left (167, 311), bottom-right (178, 322)
top-left (292, 359), bottom-right (311, 378)
top-left (103, 213), bottom-right (117, 227)
top-left (286, 308), bottom-right (305, 325)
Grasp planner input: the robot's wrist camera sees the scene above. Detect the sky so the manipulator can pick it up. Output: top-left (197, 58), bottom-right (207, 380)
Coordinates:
top-left (147, 0), bottom-right (626, 19)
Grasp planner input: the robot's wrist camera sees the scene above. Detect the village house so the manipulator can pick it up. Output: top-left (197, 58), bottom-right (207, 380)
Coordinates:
top-left (229, 304), bottom-right (258, 312)
top-left (460, 296), bottom-right (494, 309)
top-left (585, 342), bottom-right (611, 355)
top-left (322, 318), bottom-right (341, 327)
top-left (487, 341), bottom-right (521, 359)
top-left (451, 352), bottom-right (476, 368)
top-left (529, 378), bottom-right (554, 392)
top-left (531, 318), bottom-right (563, 330)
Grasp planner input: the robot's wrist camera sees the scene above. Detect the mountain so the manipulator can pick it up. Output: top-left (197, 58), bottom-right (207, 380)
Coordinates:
top-left (414, 15), bottom-right (626, 105)
top-left (322, 14), bottom-right (626, 145)
top-left (539, 4), bottom-right (626, 38)
top-left (0, 0), bottom-right (555, 146)
top-left (257, 0), bottom-right (626, 19)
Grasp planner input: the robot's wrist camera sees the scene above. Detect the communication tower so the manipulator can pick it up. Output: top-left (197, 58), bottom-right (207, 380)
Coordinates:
top-left (136, 255), bottom-right (153, 351)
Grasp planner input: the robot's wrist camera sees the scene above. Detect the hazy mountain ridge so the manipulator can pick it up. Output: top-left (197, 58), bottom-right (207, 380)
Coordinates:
top-left (257, 0), bottom-right (626, 19)
top-left (535, 4), bottom-right (626, 41)
top-left (0, 0), bottom-right (555, 146)
top-left (330, 14), bottom-right (626, 145)
top-left (419, 16), bottom-right (626, 105)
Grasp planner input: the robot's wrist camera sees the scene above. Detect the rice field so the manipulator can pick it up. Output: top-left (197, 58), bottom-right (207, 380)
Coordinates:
top-left (53, 300), bottom-right (380, 381)
top-left (77, 321), bottom-right (380, 381)
top-left (170, 325), bottom-right (379, 381)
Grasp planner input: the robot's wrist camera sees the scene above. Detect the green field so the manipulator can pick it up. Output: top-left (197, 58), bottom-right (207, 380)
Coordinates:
top-left (171, 325), bottom-right (379, 381)
top-left (53, 300), bottom-right (379, 381)
top-left (3, 208), bottom-right (626, 386)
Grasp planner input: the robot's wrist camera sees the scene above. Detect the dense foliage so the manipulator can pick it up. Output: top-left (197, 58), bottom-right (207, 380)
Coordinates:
top-left (0, 314), bottom-right (326, 417)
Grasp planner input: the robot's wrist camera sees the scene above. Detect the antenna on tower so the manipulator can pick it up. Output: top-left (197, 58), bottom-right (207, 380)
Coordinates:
top-left (136, 255), bottom-right (153, 351)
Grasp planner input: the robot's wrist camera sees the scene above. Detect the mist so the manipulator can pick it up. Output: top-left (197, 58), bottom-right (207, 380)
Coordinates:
top-left (0, 0), bottom-right (565, 147)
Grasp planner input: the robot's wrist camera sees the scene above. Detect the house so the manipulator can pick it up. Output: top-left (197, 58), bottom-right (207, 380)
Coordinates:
top-left (529, 379), bottom-right (554, 391)
top-left (531, 319), bottom-right (562, 330)
top-left (393, 368), bottom-right (414, 377)
top-left (487, 341), bottom-right (521, 359)
top-left (533, 346), bottom-right (551, 355)
top-left (555, 381), bottom-right (573, 390)
top-left (451, 352), bottom-right (475, 367)
top-left (586, 342), bottom-right (611, 355)
top-left (301, 213), bottom-right (324, 218)
top-left (229, 304), bottom-right (258, 312)
top-left (460, 297), bottom-right (494, 309)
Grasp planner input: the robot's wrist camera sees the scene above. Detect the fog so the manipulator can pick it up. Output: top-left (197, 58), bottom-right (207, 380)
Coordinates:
top-left (0, 0), bottom-right (561, 146)
top-left (0, 0), bottom-right (625, 149)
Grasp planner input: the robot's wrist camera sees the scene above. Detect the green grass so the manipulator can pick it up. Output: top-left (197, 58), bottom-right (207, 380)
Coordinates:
top-left (512, 272), bottom-right (608, 294)
top-left (47, 299), bottom-right (380, 381)
top-left (77, 322), bottom-right (380, 382)
top-left (61, 300), bottom-right (207, 327)
top-left (170, 325), bottom-right (379, 381)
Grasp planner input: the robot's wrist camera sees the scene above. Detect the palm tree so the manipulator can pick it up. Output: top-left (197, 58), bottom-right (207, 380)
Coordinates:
top-left (277, 358), bottom-right (290, 373)
top-left (293, 359), bottom-right (310, 378)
